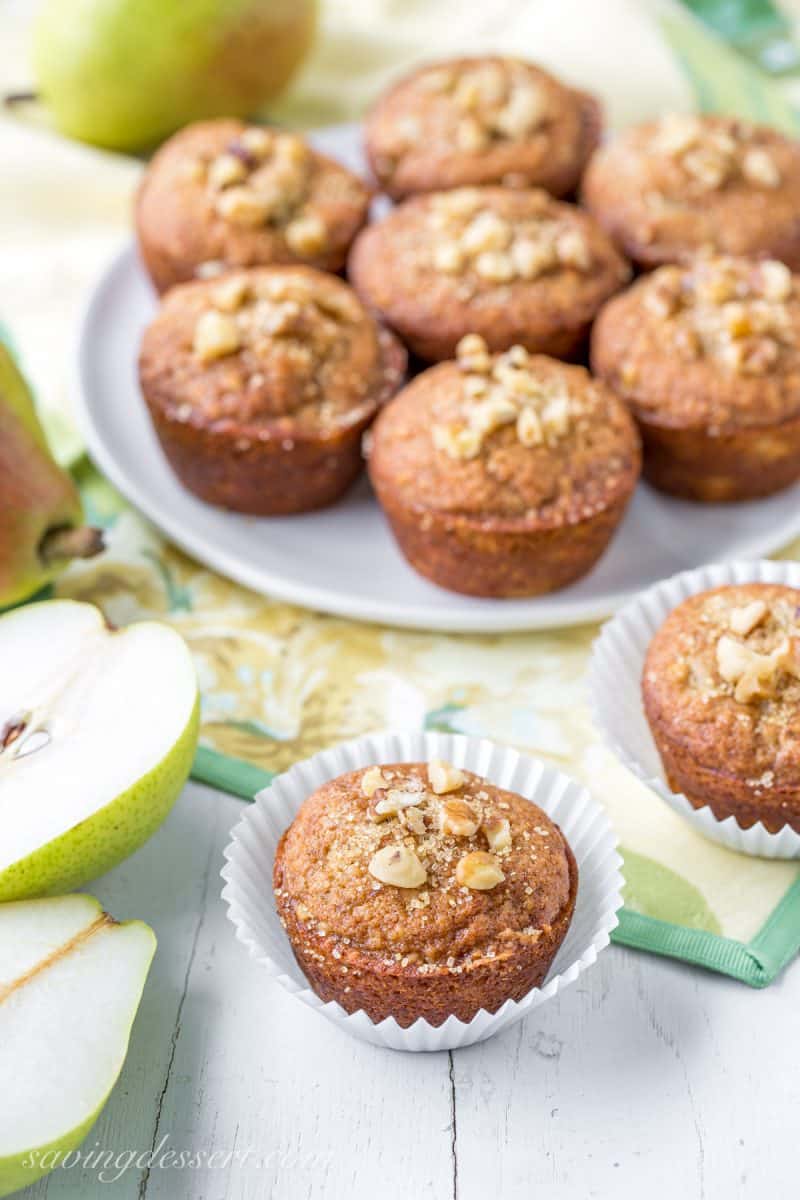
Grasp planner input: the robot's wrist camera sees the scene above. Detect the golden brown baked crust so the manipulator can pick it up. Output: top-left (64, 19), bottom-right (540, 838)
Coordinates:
top-left (643, 584), bottom-right (800, 832)
top-left (135, 120), bottom-right (371, 292)
top-left (591, 256), bottom-right (800, 501)
top-left (368, 338), bottom-right (641, 597)
top-left (364, 56), bottom-right (601, 200)
top-left (582, 114), bottom-right (800, 270)
top-left (138, 266), bottom-right (406, 514)
top-left (273, 761), bottom-right (578, 1027)
top-left (348, 186), bottom-right (630, 362)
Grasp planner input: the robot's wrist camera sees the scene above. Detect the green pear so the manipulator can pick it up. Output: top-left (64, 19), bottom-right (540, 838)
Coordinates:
top-left (33, 0), bottom-right (318, 153)
top-left (0, 345), bottom-right (103, 609)
top-left (0, 893), bottom-right (155, 1196)
top-left (0, 600), bottom-right (200, 901)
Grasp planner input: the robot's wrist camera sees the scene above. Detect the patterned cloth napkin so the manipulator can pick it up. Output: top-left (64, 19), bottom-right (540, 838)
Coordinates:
top-left (3, 0), bottom-right (800, 984)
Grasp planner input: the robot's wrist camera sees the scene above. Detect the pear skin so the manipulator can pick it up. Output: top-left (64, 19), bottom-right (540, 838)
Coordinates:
top-left (0, 346), bottom-right (102, 608)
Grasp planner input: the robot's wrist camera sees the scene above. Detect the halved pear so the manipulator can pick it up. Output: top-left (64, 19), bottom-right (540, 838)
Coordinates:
top-left (0, 893), bottom-right (156, 1196)
top-left (0, 599), bottom-right (199, 901)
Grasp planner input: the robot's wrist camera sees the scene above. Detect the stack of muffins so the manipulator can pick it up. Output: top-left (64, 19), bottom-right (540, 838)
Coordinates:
top-left (136, 57), bottom-right (800, 598)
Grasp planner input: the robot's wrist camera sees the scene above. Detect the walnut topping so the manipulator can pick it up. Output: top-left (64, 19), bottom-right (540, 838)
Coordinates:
top-left (374, 788), bottom-right (426, 820)
top-left (640, 258), bottom-right (796, 376)
top-left (729, 600), bottom-right (768, 637)
top-left (483, 814), bottom-right (512, 852)
top-left (368, 844), bottom-right (427, 888)
top-left (428, 759), bottom-right (466, 794)
top-left (427, 192), bottom-right (592, 285)
top-left (192, 310), bottom-right (241, 363)
top-left (212, 275), bottom-right (251, 313)
top-left (195, 127), bottom-right (327, 250)
top-left (716, 634), bottom-right (793, 703)
top-left (455, 850), bottom-right (505, 890)
top-left (361, 766), bottom-right (388, 798)
top-left (650, 116), bottom-right (781, 195)
top-left (402, 807), bottom-right (427, 836)
top-left (440, 797), bottom-right (480, 837)
top-left (434, 336), bottom-right (579, 459)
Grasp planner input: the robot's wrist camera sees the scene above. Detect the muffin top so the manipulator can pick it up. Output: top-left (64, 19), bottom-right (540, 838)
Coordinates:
top-left (274, 761), bottom-right (574, 968)
top-left (368, 336), bottom-right (640, 526)
top-left (644, 584), bottom-right (800, 782)
top-left (582, 114), bottom-right (800, 267)
top-left (136, 119), bottom-right (371, 278)
top-left (348, 186), bottom-right (630, 356)
top-left (139, 266), bottom-right (405, 438)
top-left (365, 56), bottom-right (600, 199)
top-left (592, 256), bottom-right (800, 431)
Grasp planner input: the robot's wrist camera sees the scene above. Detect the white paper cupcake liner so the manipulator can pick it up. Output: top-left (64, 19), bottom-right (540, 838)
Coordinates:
top-left (589, 559), bottom-right (800, 859)
top-left (221, 731), bottom-right (622, 1052)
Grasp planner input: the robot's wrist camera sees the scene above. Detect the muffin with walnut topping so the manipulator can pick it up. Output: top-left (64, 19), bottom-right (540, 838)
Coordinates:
top-left (348, 186), bottom-right (630, 362)
top-left (367, 336), bottom-right (640, 597)
top-left (135, 120), bottom-right (371, 293)
top-left (582, 114), bottom-right (800, 270)
top-left (592, 255), bottom-right (800, 501)
top-left (643, 583), bottom-right (800, 832)
top-left (273, 760), bottom-right (578, 1026)
top-left (138, 265), bottom-right (406, 514)
top-left (364, 55), bottom-right (602, 200)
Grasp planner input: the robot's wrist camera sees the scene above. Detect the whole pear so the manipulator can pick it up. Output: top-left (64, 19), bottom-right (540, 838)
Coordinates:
top-left (0, 345), bottom-right (103, 609)
top-left (33, 0), bottom-right (318, 152)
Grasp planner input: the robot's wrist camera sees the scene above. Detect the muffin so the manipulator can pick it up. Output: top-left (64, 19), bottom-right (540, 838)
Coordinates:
top-left (591, 255), bottom-right (800, 501)
top-left (643, 583), bottom-right (800, 833)
top-left (368, 336), bottom-right (641, 597)
top-left (364, 56), bottom-right (601, 201)
top-left (582, 113), bottom-right (800, 270)
top-left (138, 266), bottom-right (406, 514)
top-left (135, 119), bottom-right (371, 292)
top-left (348, 186), bottom-right (630, 362)
top-left (273, 759), bottom-right (578, 1026)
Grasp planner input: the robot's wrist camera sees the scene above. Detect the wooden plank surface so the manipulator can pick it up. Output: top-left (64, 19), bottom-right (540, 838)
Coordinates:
top-left (18, 781), bottom-right (798, 1200)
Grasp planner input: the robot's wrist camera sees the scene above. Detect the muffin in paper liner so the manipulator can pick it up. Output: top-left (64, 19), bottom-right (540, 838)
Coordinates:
top-left (221, 730), bottom-right (622, 1051)
top-left (589, 559), bottom-right (800, 859)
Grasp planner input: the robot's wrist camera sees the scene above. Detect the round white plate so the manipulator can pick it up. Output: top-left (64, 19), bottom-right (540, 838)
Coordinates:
top-left (74, 125), bottom-right (800, 633)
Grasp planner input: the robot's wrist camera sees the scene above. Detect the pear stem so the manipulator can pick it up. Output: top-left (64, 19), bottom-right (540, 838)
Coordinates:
top-left (39, 525), bottom-right (105, 566)
top-left (3, 90), bottom-right (38, 109)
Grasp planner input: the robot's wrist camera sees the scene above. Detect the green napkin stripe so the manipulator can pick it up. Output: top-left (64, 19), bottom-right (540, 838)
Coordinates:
top-left (191, 745), bottom-right (274, 801)
top-left (193, 745), bottom-right (800, 986)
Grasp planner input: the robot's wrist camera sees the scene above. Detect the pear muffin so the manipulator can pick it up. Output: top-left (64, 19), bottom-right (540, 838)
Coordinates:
top-left (273, 760), bottom-right (578, 1026)
top-left (135, 120), bottom-right (371, 292)
top-left (643, 583), bottom-right (800, 832)
top-left (582, 113), bottom-right (800, 270)
top-left (592, 255), bottom-right (800, 501)
top-left (364, 55), bottom-right (601, 200)
top-left (367, 337), bottom-right (640, 597)
top-left (138, 265), bottom-right (406, 514)
top-left (348, 186), bottom-right (630, 362)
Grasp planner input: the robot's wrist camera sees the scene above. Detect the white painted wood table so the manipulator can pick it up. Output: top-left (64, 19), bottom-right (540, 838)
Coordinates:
top-left (20, 781), bottom-right (798, 1200)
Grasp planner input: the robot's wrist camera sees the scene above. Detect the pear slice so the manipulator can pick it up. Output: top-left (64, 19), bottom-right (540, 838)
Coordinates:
top-left (0, 893), bottom-right (155, 1196)
top-left (0, 599), bottom-right (199, 900)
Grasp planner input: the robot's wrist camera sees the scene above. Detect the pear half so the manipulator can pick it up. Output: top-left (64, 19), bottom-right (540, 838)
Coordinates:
top-left (0, 600), bottom-right (199, 901)
top-left (0, 894), bottom-right (156, 1196)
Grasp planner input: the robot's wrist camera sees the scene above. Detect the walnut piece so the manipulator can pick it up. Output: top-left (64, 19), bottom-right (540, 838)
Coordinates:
top-left (361, 766), bottom-right (388, 798)
top-left (483, 814), bottom-right (512, 852)
top-left (455, 850), bottom-right (505, 890)
top-left (716, 633), bottom-right (792, 703)
top-left (193, 310), bottom-right (241, 363)
top-left (368, 844), bottom-right (427, 888)
top-left (374, 788), bottom-right (425, 820)
top-left (729, 600), bottom-right (768, 637)
top-left (440, 797), bottom-right (480, 838)
top-left (428, 760), bottom-right (466, 794)
top-left (285, 214), bottom-right (328, 256)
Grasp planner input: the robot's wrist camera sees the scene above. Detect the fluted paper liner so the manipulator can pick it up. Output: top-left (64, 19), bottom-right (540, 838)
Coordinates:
top-left (589, 559), bottom-right (800, 860)
top-left (221, 731), bottom-right (622, 1051)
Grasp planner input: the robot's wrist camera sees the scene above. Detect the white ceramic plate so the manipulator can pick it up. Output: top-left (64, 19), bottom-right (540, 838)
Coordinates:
top-left (73, 124), bottom-right (800, 633)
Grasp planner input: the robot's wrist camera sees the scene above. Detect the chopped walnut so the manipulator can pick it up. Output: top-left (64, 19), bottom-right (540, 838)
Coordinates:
top-left (214, 186), bottom-right (272, 227)
top-left (361, 766), bottom-right (388, 798)
top-left (428, 760), bottom-right (466, 794)
top-left (440, 797), bottom-right (480, 837)
top-left (483, 814), bottom-right (512, 852)
top-left (285, 213), bottom-right (328, 256)
top-left (193, 310), bottom-right (241, 363)
top-left (650, 116), bottom-right (781, 194)
top-left (716, 633), bottom-right (793, 703)
top-left (368, 844), bottom-right (427, 888)
top-left (455, 850), bottom-right (505, 890)
top-left (729, 600), bottom-right (768, 637)
top-left (374, 788), bottom-right (426, 820)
